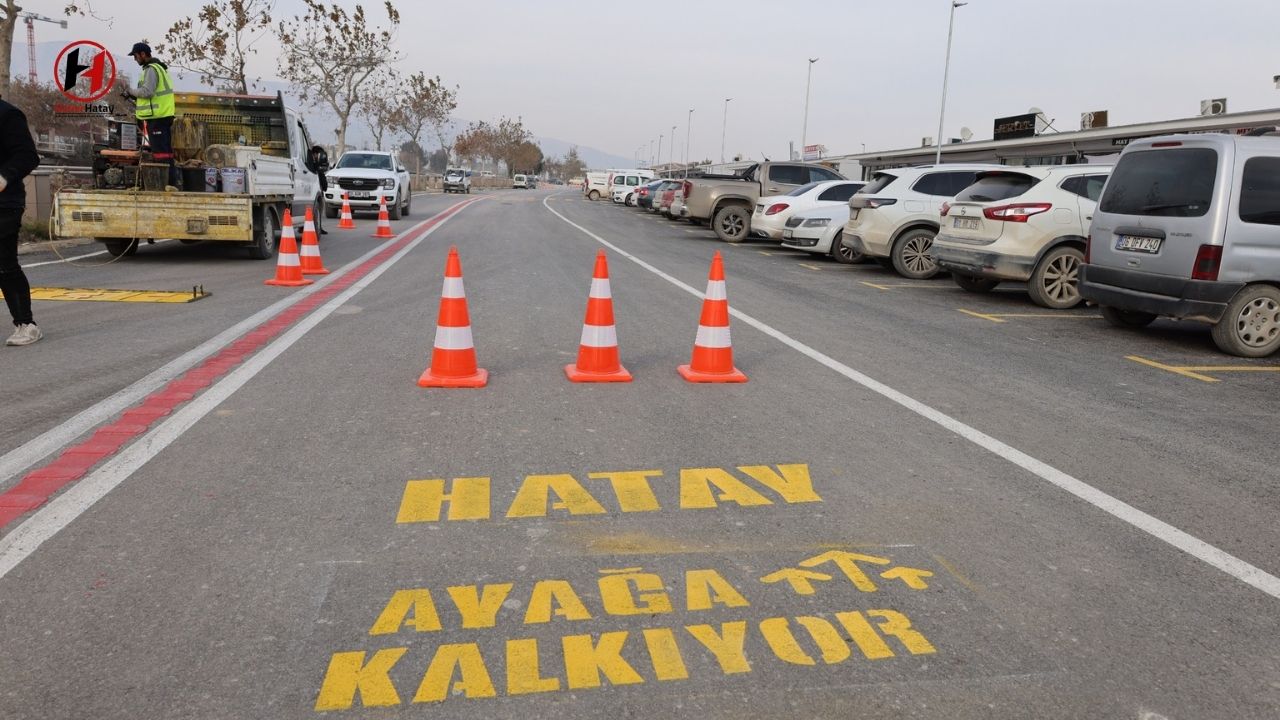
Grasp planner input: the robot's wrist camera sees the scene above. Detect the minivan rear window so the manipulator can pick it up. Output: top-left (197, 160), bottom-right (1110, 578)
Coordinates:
top-left (1239, 157), bottom-right (1280, 226)
top-left (1099, 148), bottom-right (1217, 217)
top-left (861, 173), bottom-right (898, 194)
top-left (956, 173), bottom-right (1037, 203)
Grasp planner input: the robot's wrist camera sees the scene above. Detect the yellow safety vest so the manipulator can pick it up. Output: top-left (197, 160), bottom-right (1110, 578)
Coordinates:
top-left (135, 63), bottom-right (175, 120)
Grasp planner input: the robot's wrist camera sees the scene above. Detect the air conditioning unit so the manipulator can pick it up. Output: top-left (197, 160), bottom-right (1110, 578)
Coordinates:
top-left (921, 136), bottom-right (933, 147)
top-left (1200, 98), bottom-right (1228, 116)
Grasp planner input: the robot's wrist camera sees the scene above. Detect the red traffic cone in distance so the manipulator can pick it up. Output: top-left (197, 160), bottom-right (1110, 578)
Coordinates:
top-left (565, 250), bottom-right (632, 382)
top-left (299, 206), bottom-right (330, 275)
top-left (678, 251), bottom-right (746, 382)
top-left (264, 208), bottom-right (313, 287)
top-left (338, 193), bottom-right (356, 229)
top-left (418, 246), bottom-right (488, 388)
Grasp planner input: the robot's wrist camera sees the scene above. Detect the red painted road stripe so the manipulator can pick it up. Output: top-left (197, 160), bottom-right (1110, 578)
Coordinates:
top-left (0, 198), bottom-right (481, 529)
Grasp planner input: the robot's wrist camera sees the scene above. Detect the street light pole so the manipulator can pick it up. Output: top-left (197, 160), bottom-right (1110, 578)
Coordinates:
top-left (721, 98), bottom-right (732, 164)
top-left (657, 134), bottom-right (664, 174)
top-left (935, 1), bottom-right (967, 165)
top-left (802, 58), bottom-right (818, 159)
top-left (685, 109), bottom-right (693, 179)
top-left (670, 124), bottom-right (676, 168)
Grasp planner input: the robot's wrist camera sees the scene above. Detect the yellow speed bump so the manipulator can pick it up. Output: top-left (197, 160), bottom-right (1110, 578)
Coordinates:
top-left (1126, 355), bottom-right (1280, 383)
top-left (2, 286), bottom-right (211, 304)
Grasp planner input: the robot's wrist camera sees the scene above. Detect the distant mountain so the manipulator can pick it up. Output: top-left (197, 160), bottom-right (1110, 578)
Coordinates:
top-left (534, 137), bottom-right (633, 171)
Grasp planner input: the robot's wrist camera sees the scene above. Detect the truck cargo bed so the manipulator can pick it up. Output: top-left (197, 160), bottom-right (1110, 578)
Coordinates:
top-left (54, 189), bottom-right (286, 243)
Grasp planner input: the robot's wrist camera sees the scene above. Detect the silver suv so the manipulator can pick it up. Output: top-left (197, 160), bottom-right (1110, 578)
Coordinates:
top-left (844, 164), bottom-right (1003, 279)
top-left (1081, 132), bottom-right (1280, 357)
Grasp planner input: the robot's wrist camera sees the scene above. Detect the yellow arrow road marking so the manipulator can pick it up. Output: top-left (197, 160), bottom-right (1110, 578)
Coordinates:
top-left (759, 568), bottom-right (832, 595)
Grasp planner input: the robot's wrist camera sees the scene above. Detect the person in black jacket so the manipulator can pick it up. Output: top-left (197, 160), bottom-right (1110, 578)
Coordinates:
top-left (0, 99), bottom-right (42, 346)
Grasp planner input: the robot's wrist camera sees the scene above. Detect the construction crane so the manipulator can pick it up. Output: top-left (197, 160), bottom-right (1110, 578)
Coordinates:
top-left (19, 11), bottom-right (68, 84)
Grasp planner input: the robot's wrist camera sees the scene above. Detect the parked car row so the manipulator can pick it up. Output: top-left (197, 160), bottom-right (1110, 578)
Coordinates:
top-left (599, 131), bottom-right (1280, 357)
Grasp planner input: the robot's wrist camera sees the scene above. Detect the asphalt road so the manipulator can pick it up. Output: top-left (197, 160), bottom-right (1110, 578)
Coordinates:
top-left (0, 188), bottom-right (1277, 719)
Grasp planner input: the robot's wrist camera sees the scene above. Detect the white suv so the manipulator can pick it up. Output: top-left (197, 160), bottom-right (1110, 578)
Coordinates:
top-left (443, 167), bottom-right (471, 194)
top-left (325, 151), bottom-right (412, 219)
top-left (933, 165), bottom-right (1112, 309)
top-left (844, 164), bottom-right (1002, 278)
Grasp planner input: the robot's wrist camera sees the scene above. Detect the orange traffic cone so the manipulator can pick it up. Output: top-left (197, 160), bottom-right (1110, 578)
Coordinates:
top-left (337, 193), bottom-right (356, 229)
top-left (678, 251), bottom-right (746, 383)
top-left (565, 250), bottom-right (632, 383)
top-left (372, 195), bottom-right (394, 239)
top-left (264, 209), bottom-right (313, 287)
top-left (299, 206), bottom-right (330, 275)
top-left (418, 246), bottom-right (488, 388)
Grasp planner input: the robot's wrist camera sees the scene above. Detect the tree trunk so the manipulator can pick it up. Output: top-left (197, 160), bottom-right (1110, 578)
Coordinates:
top-left (0, 1), bottom-right (19, 100)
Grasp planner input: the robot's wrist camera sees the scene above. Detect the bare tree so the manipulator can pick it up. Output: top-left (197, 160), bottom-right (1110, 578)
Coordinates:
top-left (359, 69), bottom-right (401, 151)
top-left (392, 71), bottom-right (456, 176)
top-left (157, 0), bottom-right (274, 94)
top-left (277, 0), bottom-right (400, 155)
top-left (0, 1), bottom-right (22, 99)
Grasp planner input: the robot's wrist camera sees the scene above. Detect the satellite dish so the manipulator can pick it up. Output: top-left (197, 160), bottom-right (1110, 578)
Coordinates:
top-left (960, 127), bottom-right (973, 142)
top-left (1029, 107), bottom-right (1049, 133)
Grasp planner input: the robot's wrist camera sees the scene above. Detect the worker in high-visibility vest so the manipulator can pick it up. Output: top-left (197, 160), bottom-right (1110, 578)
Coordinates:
top-left (120, 42), bottom-right (178, 188)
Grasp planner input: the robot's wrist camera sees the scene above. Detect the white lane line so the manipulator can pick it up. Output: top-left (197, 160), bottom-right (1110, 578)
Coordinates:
top-left (22, 250), bottom-right (109, 268)
top-left (542, 192), bottom-right (1280, 601)
top-left (0, 205), bottom-right (465, 490)
top-left (0, 202), bottom-right (477, 579)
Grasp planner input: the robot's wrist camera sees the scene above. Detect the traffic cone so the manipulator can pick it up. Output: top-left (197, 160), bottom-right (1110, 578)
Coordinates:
top-left (372, 195), bottom-right (394, 239)
top-left (565, 250), bottom-right (632, 383)
top-left (337, 193), bottom-right (356, 229)
top-left (678, 251), bottom-right (746, 383)
top-left (264, 209), bottom-right (313, 287)
top-left (299, 206), bottom-right (330, 275)
top-left (418, 246), bottom-right (488, 388)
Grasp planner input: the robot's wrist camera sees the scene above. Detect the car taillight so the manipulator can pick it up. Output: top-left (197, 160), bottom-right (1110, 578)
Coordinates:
top-left (940, 202), bottom-right (951, 217)
top-left (682, 181), bottom-right (692, 197)
top-left (765, 203), bottom-right (789, 216)
top-left (1191, 244), bottom-right (1223, 281)
top-left (862, 198), bottom-right (898, 209)
top-left (983, 203), bottom-right (1052, 222)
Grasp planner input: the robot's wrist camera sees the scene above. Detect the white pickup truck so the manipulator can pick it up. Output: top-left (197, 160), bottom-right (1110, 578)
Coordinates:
top-left (54, 91), bottom-right (325, 259)
top-left (323, 151), bottom-right (412, 219)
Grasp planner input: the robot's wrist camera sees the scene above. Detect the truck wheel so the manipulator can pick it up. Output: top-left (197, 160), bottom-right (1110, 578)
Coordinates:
top-left (247, 204), bottom-right (280, 260)
top-left (713, 204), bottom-right (751, 243)
top-left (1028, 246), bottom-right (1084, 309)
top-left (891, 228), bottom-right (941, 279)
top-left (830, 232), bottom-right (863, 264)
top-left (104, 239), bottom-right (138, 257)
top-left (325, 203), bottom-right (338, 219)
top-left (1100, 305), bottom-right (1156, 329)
top-left (953, 273), bottom-right (999, 293)
top-left (389, 193), bottom-right (403, 220)
top-left (1211, 285), bottom-right (1280, 357)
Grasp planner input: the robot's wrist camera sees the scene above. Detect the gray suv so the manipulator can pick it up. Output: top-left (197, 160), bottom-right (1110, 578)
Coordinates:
top-left (1080, 132), bottom-right (1280, 356)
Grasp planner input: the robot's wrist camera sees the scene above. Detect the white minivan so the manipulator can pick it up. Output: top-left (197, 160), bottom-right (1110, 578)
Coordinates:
top-left (608, 169), bottom-right (656, 206)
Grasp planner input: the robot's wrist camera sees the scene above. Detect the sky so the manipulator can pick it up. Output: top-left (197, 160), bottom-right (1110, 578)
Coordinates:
top-left (21, 0), bottom-right (1280, 164)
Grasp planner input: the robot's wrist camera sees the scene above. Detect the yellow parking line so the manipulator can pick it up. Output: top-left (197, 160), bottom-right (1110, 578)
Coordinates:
top-left (1126, 356), bottom-right (1220, 383)
top-left (757, 251), bottom-right (774, 256)
top-left (957, 308), bottom-right (1005, 323)
top-left (797, 263), bottom-right (822, 271)
top-left (860, 281), bottom-right (939, 291)
top-left (958, 309), bottom-right (1101, 323)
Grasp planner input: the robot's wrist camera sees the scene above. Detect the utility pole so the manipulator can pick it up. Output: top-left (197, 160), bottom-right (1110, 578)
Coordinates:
top-left (936, 1), bottom-right (967, 165)
top-left (721, 98), bottom-right (732, 164)
top-left (685, 109), bottom-right (693, 179)
top-left (801, 58), bottom-right (819, 158)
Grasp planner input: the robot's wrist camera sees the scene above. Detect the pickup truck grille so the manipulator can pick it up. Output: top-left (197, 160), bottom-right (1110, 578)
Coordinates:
top-left (337, 178), bottom-right (380, 190)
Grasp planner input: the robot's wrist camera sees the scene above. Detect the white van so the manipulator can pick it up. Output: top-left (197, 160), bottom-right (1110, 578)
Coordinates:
top-left (584, 171), bottom-right (610, 200)
top-left (608, 169), bottom-right (656, 206)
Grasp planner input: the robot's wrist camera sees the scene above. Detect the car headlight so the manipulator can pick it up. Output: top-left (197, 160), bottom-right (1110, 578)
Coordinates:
top-left (381, 178), bottom-right (395, 189)
top-left (802, 217), bottom-right (831, 228)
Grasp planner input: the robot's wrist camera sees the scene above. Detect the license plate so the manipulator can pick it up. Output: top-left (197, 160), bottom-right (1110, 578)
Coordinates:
top-left (349, 191), bottom-right (370, 198)
top-left (782, 229), bottom-right (794, 239)
top-left (1115, 235), bottom-right (1162, 253)
top-left (953, 217), bottom-right (980, 230)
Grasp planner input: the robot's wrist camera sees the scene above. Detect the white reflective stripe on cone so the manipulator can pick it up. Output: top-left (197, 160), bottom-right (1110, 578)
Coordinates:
top-left (589, 278), bottom-right (612, 299)
top-left (704, 280), bottom-right (727, 301)
top-left (300, 245), bottom-right (320, 256)
top-left (278, 254), bottom-right (301, 267)
top-left (433, 324), bottom-right (474, 350)
top-left (580, 324), bottom-right (618, 348)
top-left (694, 324), bottom-right (731, 348)
top-left (304, 221), bottom-right (315, 232)
top-left (442, 276), bottom-right (466, 298)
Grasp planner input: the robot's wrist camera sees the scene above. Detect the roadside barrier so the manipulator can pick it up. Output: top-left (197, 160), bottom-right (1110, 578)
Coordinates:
top-left (678, 251), bottom-right (747, 383)
top-left (299, 207), bottom-right (330, 276)
top-left (565, 250), bottom-right (632, 382)
top-left (338, 193), bottom-right (356, 229)
top-left (372, 196), bottom-right (394, 239)
top-left (264, 209), bottom-right (314, 287)
top-left (418, 246), bottom-right (488, 388)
